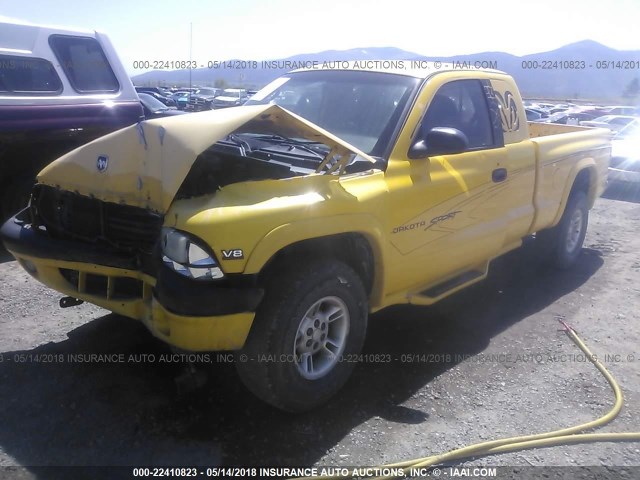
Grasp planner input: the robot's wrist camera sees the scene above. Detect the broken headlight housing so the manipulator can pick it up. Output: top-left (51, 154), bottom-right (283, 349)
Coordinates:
top-left (161, 228), bottom-right (224, 280)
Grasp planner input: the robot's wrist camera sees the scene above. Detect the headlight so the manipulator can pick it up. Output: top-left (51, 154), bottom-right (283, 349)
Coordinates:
top-left (161, 228), bottom-right (224, 280)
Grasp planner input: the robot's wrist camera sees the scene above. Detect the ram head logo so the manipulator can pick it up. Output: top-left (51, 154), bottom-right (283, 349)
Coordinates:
top-left (96, 155), bottom-right (109, 173)
top-left (495, 91), bottom-right (520, 133)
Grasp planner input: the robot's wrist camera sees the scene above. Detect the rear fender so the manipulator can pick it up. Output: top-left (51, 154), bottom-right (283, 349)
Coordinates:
top-left (550, 160), bottom-right (598, 228)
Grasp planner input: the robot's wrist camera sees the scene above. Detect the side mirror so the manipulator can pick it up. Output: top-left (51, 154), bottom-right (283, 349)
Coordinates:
top-left (408, 127), bottom-right (469, 159)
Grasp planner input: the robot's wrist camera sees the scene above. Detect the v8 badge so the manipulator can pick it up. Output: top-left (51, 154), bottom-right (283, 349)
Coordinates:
top-left (222, 249), bottom-right (244, 260)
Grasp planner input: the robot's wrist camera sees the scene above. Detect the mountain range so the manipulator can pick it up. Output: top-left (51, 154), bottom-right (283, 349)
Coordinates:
top-left (132, 40), bottom-right (640, 101)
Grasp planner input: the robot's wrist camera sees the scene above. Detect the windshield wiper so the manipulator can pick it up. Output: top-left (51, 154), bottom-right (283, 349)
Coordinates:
top-left (247, 134), bottom-right (328, 159)
top-left (249, 134), bottom-right (325, 145)
top-left (226, 134), bottom-right (253, 155)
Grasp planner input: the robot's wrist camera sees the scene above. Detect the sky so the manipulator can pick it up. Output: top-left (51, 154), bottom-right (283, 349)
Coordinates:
top-left (2, 0), bottom-right (640, 75)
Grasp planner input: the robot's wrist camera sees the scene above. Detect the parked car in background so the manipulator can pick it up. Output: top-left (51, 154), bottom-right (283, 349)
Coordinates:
top-left (533, 102), bottom-right (556, 112)
top-left (187, 87), bottom-right (221, 111)
top-left (525, 108), bottom-right (543, 121)
top-left (135, 87), bottom-right (177, 107)
top-left (212, 88), bottom-right (249, 108)
top-left (171, 91), bottom-right (191, 110)
top-left (541, 111), bottom-right (598, 125)
top-left (601, 106), bottom-right (638, 116)
top-left (139, 93), bottom-right (187, 119)
top-left (0, 19), bottom-right (143, 220)
top-left (527, 107), bottom-right (549, 119)
top-left (608, 120), bottom-right (640, 185)
top-left (580, 106), bottom-right (617, 117)
top-left (135, 86), bottom-right (171, 96)
top-left (580, 115), bottom-right (638, 132)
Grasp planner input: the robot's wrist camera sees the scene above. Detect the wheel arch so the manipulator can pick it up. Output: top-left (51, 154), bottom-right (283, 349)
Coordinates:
top-left (550, 162), bottom-right (597, 228)
top-left (243, 217), bottom-right (386, 309)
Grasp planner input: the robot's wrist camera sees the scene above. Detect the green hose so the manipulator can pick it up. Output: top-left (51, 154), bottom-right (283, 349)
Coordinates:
top-left (301, 320), bottom-right (640, 480)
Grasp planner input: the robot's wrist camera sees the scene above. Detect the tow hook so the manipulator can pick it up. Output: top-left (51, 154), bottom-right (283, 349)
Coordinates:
top-left (59, 296), bottom-right (84, 308)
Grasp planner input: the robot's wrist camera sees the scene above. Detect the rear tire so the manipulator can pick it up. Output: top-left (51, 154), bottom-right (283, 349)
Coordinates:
top-left (236, 260), bottom-right (368, 412)
top-left (536, 191), bottom-right (589, 269)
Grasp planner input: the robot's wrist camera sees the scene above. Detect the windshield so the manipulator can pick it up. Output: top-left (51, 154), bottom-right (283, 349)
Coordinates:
top-left (246, 70), bottom-right (420, 157)
top-left (139, 92), bottom-right (168, 111)
top-left (196, 88), bottom-right (218, 96)
top-left (526, 109), bottom-right (542, 120)
top-left (593, 115), bottom-right (615, 122)
top-left (221, 89), bottom-right (241, 97)
top-left (546, 112), bottom-right (567, 122)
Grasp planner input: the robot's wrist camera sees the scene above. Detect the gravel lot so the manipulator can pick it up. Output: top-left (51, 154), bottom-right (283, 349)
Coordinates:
top-left (0, 185), bottom-right (639, 479)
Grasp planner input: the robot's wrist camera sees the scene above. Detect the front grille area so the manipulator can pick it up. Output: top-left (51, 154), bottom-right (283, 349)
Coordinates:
top-left (188, 97), bottom-right (210, 110)
top-left (31, 185), bottom-right (163, 252)
top-left (60, 268), bottom-right (146, 300)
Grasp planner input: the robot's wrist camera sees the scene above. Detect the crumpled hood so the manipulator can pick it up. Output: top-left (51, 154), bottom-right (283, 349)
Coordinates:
top-left (37, 104), bottom-right (375, 213)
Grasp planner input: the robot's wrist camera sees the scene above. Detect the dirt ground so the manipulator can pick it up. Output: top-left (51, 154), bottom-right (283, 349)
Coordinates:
top-left (0, 185), bottom-right (639, 479)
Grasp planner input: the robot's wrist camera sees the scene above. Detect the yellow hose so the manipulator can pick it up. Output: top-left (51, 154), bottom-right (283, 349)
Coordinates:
top-left (302, 320), bottom-right (640, 480)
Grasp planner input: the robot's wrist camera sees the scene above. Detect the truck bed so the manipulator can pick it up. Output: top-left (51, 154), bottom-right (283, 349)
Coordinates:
top-left (528, 123), bottom-right (611, 233)
top-left (528, 122), bottom-right (612, 138)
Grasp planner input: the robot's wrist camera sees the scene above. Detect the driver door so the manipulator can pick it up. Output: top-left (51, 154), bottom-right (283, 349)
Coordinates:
top-left (385, 78), bottom-right (510, 294)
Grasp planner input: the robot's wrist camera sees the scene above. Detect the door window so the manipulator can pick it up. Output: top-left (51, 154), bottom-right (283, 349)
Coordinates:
top-left (418, 80), bottom-right (495, 149)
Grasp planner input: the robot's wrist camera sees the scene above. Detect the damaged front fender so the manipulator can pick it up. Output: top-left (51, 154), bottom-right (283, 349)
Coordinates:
top-left (37, 105), bottom-right (376, 213)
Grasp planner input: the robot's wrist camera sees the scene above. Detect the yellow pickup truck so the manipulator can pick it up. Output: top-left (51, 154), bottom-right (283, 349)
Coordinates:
top-left (1, 67), bottom-right (610, 411)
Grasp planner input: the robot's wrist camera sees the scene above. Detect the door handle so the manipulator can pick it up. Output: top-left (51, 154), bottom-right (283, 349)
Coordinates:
top-left (492, 168), bottom-right (507, 183)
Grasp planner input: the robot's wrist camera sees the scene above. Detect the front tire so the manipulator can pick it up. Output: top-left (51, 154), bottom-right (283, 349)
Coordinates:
top-left (537, 190), bottom-right (589, 269)
top-left (236, 260), bottom-right (368, 412)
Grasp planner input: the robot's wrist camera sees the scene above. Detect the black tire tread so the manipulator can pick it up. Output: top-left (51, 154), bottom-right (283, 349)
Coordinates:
top-left (537, 190), bottom-right (588, 269)
top-left (236, 259), bottom-right (367, 412)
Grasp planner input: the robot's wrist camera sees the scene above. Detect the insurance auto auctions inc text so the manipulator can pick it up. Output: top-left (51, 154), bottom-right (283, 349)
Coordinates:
top-left (253, 466), bottom-right (497, 478)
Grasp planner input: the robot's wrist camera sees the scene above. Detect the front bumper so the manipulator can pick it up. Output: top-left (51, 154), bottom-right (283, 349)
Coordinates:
top-left (1, 215), bottom-right (260, 351)
top-left (186, 101), bottom-right (213, 111)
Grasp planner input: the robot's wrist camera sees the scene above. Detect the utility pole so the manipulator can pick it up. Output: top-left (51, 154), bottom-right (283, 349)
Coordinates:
top-left (189, 22), bottom-right (193, 90)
